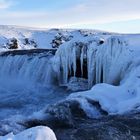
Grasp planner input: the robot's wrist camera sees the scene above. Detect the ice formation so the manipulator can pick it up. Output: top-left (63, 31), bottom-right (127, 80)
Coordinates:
top-left (54, 36), bottom-right (132, 88)
top-left (0, 32), bottom-right (139, 92)
top-left (0, 34), bottom-right (128, 92)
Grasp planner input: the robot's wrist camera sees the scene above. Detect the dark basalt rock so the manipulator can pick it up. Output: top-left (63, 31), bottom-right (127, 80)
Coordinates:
top-left (23, 98), bottom-right (109, 131)
top-left (23, 100), bottom-right (87, 129)
top-left (7, 38), bottom-right (18, 49)
top-left (87, 99), bottom-right (108, 115)
top-left (23, 38), bottom-right (37, 48)
top-left (51, 33), bottom-right (73, 48)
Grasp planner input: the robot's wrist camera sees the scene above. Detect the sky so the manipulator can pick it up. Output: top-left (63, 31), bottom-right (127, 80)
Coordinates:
top-left (0, 0), bottom-right (140, 33)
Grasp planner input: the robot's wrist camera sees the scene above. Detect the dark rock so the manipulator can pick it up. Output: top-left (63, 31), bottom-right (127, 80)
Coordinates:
top-left (24, 100), bottom-right (87, 130)
top-left (99, 40), bottom-right (104, 45)
top-left (87, 99), bottom-right (108, 115)
top-left (7, 38), bottom-right (18, 49)
top-left (23, 38), bottom-right (37, 48)
top-left (51, 33), bottom-right (73, 48)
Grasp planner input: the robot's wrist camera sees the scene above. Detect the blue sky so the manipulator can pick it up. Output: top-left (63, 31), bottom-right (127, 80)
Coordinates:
top-left (0, 0), bottom-right (140, 33)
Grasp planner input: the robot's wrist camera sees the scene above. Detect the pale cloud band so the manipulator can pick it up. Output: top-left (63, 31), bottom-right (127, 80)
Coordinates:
top-left (0, 0), bottom-right (140, 33)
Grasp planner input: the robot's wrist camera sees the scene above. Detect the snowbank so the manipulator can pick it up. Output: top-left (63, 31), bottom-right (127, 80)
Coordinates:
top-left (69, 64), bottom-right (140, 114)
top-left (0, 126), bottom-right (57, 140)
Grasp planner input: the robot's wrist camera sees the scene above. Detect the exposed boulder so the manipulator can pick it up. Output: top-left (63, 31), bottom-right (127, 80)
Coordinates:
top-left (7, 38), bottom-right (18, 49)
top-left (51, 32), bottom-right (73, 48)
top-left (23, 38), bottom-right (37, 48)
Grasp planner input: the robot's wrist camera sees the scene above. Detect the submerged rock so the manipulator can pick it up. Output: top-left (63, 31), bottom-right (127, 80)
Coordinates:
top-left (24, 100), bottom-right (87, 129)
top-left (23, 98), bottom-right (108, 130)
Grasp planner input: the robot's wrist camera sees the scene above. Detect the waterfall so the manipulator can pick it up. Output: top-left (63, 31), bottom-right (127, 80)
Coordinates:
top-left (0, 37), bottom-right (131, 89)
top-left (0, 51), bottom-right (57, 86)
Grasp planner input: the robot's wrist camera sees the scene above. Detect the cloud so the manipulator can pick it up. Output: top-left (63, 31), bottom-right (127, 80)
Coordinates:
top-left (36, 0), bottom-right (140, 28)
top-left (0, 0), bottom-right (13, 9)
top-left (0, 0), bottom-right (140, 31)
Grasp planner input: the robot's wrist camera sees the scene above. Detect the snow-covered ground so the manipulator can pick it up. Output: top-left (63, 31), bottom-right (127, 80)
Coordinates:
top-left (0, 25), bottom-right (140, 139)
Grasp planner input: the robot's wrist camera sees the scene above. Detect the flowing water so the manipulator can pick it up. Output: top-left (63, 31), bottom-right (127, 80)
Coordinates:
top-left (0, 50), bottom-right (70, 131)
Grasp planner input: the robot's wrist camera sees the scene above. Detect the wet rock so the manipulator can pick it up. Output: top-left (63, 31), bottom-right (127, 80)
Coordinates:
top-left (55, 111), bottom-right (140, 140)
top-left (24, 100), bottom-right (87, 129)
top-left (87, 99), bottom-right (108, 115)
top-left (22, 98), bottom-right (140, 140)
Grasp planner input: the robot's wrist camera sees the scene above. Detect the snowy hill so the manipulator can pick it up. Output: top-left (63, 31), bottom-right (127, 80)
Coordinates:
top-left (0, 25), bottom-right (114, 50)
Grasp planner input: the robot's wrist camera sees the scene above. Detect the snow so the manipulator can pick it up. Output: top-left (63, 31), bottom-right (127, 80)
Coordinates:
top-left (0, 126), bottom-right (57, 140)
top-left (0, 25), bottom-right (66, 49)
top-left (68, 64), bottom-right (140, 114)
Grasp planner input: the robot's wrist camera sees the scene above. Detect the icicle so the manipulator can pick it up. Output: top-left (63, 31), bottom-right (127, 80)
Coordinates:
top-left (72, 46), bottom-right (77, 77)
top-left (87, 45), bottom-right (96, 88)
top-left (80, 47), bottom-right (84, 77)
